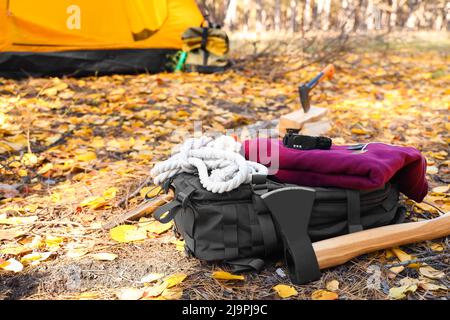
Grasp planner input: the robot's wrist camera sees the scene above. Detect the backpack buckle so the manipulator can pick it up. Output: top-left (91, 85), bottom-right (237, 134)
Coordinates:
top-left (175, 185), bottom-right (196, 208)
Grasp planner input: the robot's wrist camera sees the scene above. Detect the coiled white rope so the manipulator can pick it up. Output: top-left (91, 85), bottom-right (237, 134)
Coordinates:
top-left (150, 135), bottom-right (268, 193)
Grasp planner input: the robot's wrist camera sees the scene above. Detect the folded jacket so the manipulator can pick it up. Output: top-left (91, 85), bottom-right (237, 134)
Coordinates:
top-left (243, 138), bottom-right (428, 202)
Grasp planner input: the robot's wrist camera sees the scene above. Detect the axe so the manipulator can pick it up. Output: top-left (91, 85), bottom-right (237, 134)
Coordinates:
top-left (279, 64), bottom-right (335, 134)
top-left (262, 187), bottom-right (450, 284)
top-left (299, 64), bottom-right (335, 113)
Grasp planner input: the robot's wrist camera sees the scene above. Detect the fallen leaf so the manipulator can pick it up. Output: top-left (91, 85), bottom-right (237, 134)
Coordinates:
top-left (0, 245), bottom-right (31, 255)
top-left (351, 128), bottom-right (368, 135)
top-left (91, 252), bottom-right (118, 261)
top-left (212, 271), bottom-right (245, 281)
top-left (389, 285), bottom-right (417, 300)
top-left (141, 219), bottom-right (173, 235)
top-left (21, 153), bottom-right (38, 166)
top-left (139, 186), bottom-right (162, 199)
top-left (160, 287), bottom-right (183, 300)
top-left (419, 282), bottom-right (447, 291)
top-left (45, 235), bottom-right (64, 249)
top-left (80, 196), bottom-right (107, 210)
top-left (0, 258), bottom-right (24, 272)
top-left (20, 252), bottom-right (52, 265)
top-left (140, 273), bottom-right (165, 283)
top-left (428, 242), bottom-right (444, 252)
top-left (426, 166), bottom-right (438, 175)
top-left (0, 227), bottom-right (29, 241)
top-left (391, 247), bottom-right (419, 268)
top-left (431, 185), bottom-right (449, 194)
top-left (326, 280), bottom-right (340, 291)
top-left (311, 290), bottom-right (339, 300)
top-left (419, 266), bottom-right (445, 280)
top-left (75, 151), bottom-right (97, 162)
top-left (66, 248), bottom-right (89, 258)
top-left (163, 273), bottom-right (187, 288)
top-left (78, 292), bottom-right (100, 300)
top-left (273, 284), bottom-right (298, 298)
top-left (103, 187), bottom-right (118, 200)
top-left (388, 266), bottom-right (405, 279)
top-left (116, 287), bottom-right (144, 300)
top-left (0, 216), bottom-right (38, 225)
top-left (110, 225), bottom-right (147, 243)
top-left (170, 239), bottom-right (185, 252)
top-left (142, 282), bottom-right (168, 298)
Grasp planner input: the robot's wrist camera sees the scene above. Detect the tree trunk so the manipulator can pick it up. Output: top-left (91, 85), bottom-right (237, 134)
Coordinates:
top-left (290, 0), bottom-right (298, 32)
top-left (304, 0), bottom-right (313, 31)
top-left (274, 0), bottom-right (282, 31)
top-left (224, 0), bottom-right (238, 30)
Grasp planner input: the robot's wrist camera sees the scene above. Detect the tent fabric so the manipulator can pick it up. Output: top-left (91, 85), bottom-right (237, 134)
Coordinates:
top-left (0, 0), bottom-right (204, 77)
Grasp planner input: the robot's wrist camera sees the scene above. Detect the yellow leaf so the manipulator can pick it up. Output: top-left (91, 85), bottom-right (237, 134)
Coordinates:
top-left (388, 285), bottom-right (417, 300)
top-left (419, 282), bottom-right (447, 291)
top-left (103, 187), bottom-right (118, 200)
top-left (351, 128), bottom-right (368, 135)
top-left (431, 185), bottom-right (449, 194)
top-left (21, 153), bottom-right (38, 166)
top-left (78, 292), bottom-right (100, 300)
top-left (110, 225), bottom-right (147, 243)
top-left (273, 284), bottom-right (298, 298)
top-left (326, 280), bottom-right (340, 292)
top-left (428, 242), bottom-right (444, 252)
top-left (311, 290), bottom-right (339, 300)
top-left (426, 166), bottom-right (438, 175)
top-left (170, 239), bottom-right (185, 252)
top-left (160, 287), bottom-right (183, 300)
top-left (140, 273), bottom-right (165, 283)
top-left (24, 204), bottom-right (38, 213)
top-left (80, 196), bottom-right (107, 210)
top-left (76, 151), bottom-right (97, 162)
top-left (37, 163), bottom-right (53, 175)
top-left (116, 287), bottom-right (144, 300)
top-left (388, 266), bottom-right (405, 279)
top-left (141, 219), bottom-right (173, 235)
top-left (45, 235), bottom-right (64, 248)
top-left (0, 245), bottom-right (31, 255)
top-left (163, 273), bottom-right (187, 288)
top-left (20, 252), bottom-right (52, 265)
top-left (142, 282), bottom-right (168, 298)
top-left (91, 252), bottom-right (118, 261)
top-left (51, 192), bottom-right (62, 203)
top-left (66, 248), bottom-right (89, 258)
top-left (0, 215), bottom-right (38, 225)
top-left (0, 258), bottom-right (24, 272)
top-left (385, 249), bottom-right (395, 259)
top-left (212, 271), bottom-right (245, 281)
top-left (419, 266), bottom-right (445, 280)
top-left (391, 247), bottom-right (419, 268)
top-left (139, 186), bottom-right (162, 199)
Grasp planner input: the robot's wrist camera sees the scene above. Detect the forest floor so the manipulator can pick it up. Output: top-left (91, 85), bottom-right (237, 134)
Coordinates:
top-left (0, 34), bottom-right (449, 300)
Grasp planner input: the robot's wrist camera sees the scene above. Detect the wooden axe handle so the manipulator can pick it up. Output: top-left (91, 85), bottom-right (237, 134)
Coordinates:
top-left (313, 212), bottom-right (450, 269)
top-left (102, 190), bottom-right (174, 230)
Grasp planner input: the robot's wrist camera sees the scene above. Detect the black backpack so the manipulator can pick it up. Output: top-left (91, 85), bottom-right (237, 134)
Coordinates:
top-left (154, 173), bottom-right (405, 284)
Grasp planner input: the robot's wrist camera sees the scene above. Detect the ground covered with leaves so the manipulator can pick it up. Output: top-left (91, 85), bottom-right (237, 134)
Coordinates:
top-left (0, 35), bottom-right (449, 300)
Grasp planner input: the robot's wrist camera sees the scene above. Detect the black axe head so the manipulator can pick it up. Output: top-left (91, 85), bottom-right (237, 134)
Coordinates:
top-left (299, 84), bottom-right (311, 113)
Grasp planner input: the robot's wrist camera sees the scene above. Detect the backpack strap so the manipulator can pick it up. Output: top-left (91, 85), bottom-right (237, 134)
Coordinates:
top-left (261, 187), bottom-right (322, 284)
top-left (153, 185), bottom-right (196, 223)
top-left (346, 189), bottom-right (363, 233)
top-left (200, 26), bottom-right (210, 66)
top-left (226, 258), bottom-right (265, 273)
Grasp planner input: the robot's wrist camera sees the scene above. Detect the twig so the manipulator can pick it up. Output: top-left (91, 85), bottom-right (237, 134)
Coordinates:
top-left (116, 175), bottom-right (153, 208)
top-left (384, 253), bottom-right (450, 268)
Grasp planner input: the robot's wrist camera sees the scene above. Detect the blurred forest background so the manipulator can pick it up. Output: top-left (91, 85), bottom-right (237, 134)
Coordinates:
top-left (197, 0), bottom-right (449, 33)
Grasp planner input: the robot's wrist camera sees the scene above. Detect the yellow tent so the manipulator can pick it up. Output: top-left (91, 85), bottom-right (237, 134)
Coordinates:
top-left (0, 0), bottom-right (204, 78)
